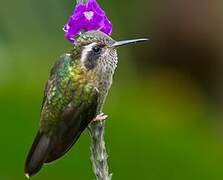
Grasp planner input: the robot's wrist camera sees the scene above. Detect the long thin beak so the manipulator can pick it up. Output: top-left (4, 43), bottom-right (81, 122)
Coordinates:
top-left (111, 38), bottom-right (149, 48)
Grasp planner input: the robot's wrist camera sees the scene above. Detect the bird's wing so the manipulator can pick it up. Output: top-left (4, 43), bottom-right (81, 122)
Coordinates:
top-left (44, 86), bottom-right (99, 163)
top-left (42, 53), bottom-right (99, 162)
top-left (25, 54), bottom-right (99, 176)
top-left (41, 54), bottom-right (69, 109)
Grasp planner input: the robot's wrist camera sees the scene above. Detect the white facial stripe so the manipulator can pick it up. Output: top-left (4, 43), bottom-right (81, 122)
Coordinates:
top-left (80, 42), bottom-right (97, 63)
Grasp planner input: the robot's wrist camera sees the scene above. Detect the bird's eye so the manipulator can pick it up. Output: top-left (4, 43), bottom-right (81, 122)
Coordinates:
top-left (92, 45), bottom-right (102, 54)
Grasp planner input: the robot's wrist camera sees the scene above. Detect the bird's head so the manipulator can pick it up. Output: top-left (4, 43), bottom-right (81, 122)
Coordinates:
top-left (72, 30), bottom-right (148, 70)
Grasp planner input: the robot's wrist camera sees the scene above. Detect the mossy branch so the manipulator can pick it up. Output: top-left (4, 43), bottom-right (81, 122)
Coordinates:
top-left (88, 121), bottom-right (112, 180)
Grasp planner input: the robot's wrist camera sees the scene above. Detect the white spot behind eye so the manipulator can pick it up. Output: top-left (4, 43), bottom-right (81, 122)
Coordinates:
top-left (80, 42), bottom-right (97, 63)
top-left (84, 11), bottom-right (94, 20)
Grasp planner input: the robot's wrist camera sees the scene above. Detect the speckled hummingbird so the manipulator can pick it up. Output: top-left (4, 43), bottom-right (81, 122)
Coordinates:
top-left (24, 30), bottom-right (148, 178)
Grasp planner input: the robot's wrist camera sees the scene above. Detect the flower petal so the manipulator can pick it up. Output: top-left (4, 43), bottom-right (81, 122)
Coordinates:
top-left (87, 0), bottom-right (105, 16)
top-left (73, 2), bottom-right (86, 15)
top-left (63, 0), bottom-right (113, 43)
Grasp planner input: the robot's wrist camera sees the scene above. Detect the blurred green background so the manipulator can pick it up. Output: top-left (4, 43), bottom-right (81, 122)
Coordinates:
top-left (1, 0), bottom-right (223, 179)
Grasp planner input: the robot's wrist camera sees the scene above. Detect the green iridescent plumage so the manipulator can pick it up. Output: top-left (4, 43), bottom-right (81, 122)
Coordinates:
top-left (24, 30), bottom-right (148, 178)
top-left (41, 54), bottom-right (98, 134)
top-left (25, 31), bottom-right (117, 177)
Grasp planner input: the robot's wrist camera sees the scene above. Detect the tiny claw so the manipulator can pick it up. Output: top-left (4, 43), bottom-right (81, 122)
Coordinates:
top-left (93, 113), bottom-right (108, 122)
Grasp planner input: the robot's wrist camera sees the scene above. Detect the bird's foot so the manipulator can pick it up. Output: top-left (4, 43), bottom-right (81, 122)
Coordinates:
top-left (93, 113), bottom-right (108, 122)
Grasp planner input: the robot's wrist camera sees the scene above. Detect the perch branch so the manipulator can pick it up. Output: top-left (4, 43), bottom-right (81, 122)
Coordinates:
top-left (88, 120), bottom-right (112, 180)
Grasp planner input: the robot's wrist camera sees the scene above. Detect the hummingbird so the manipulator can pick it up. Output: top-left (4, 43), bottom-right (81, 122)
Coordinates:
top-left (25, 30), bottom-right (148, 178)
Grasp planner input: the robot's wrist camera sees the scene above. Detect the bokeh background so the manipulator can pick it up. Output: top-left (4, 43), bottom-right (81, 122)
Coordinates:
top-left (1, 0), bottom-right (223, 179)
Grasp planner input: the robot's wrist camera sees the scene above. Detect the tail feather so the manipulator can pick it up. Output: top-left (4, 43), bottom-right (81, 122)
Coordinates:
top-left (24, 131), bottom-right (51, 178)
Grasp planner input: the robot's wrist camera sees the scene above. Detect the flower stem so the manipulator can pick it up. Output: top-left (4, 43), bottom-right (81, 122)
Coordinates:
top-left (88, 121), bottom-right (112, 180)
top-left (77, 0), bottom-right (88, 3)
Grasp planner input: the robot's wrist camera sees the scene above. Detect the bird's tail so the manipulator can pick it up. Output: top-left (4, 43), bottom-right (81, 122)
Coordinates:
top-left (24, 131), bottom-right (51, 178)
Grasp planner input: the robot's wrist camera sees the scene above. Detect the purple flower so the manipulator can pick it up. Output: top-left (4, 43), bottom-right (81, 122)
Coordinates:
top-left (63, 0), bottom-right (113, 43)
